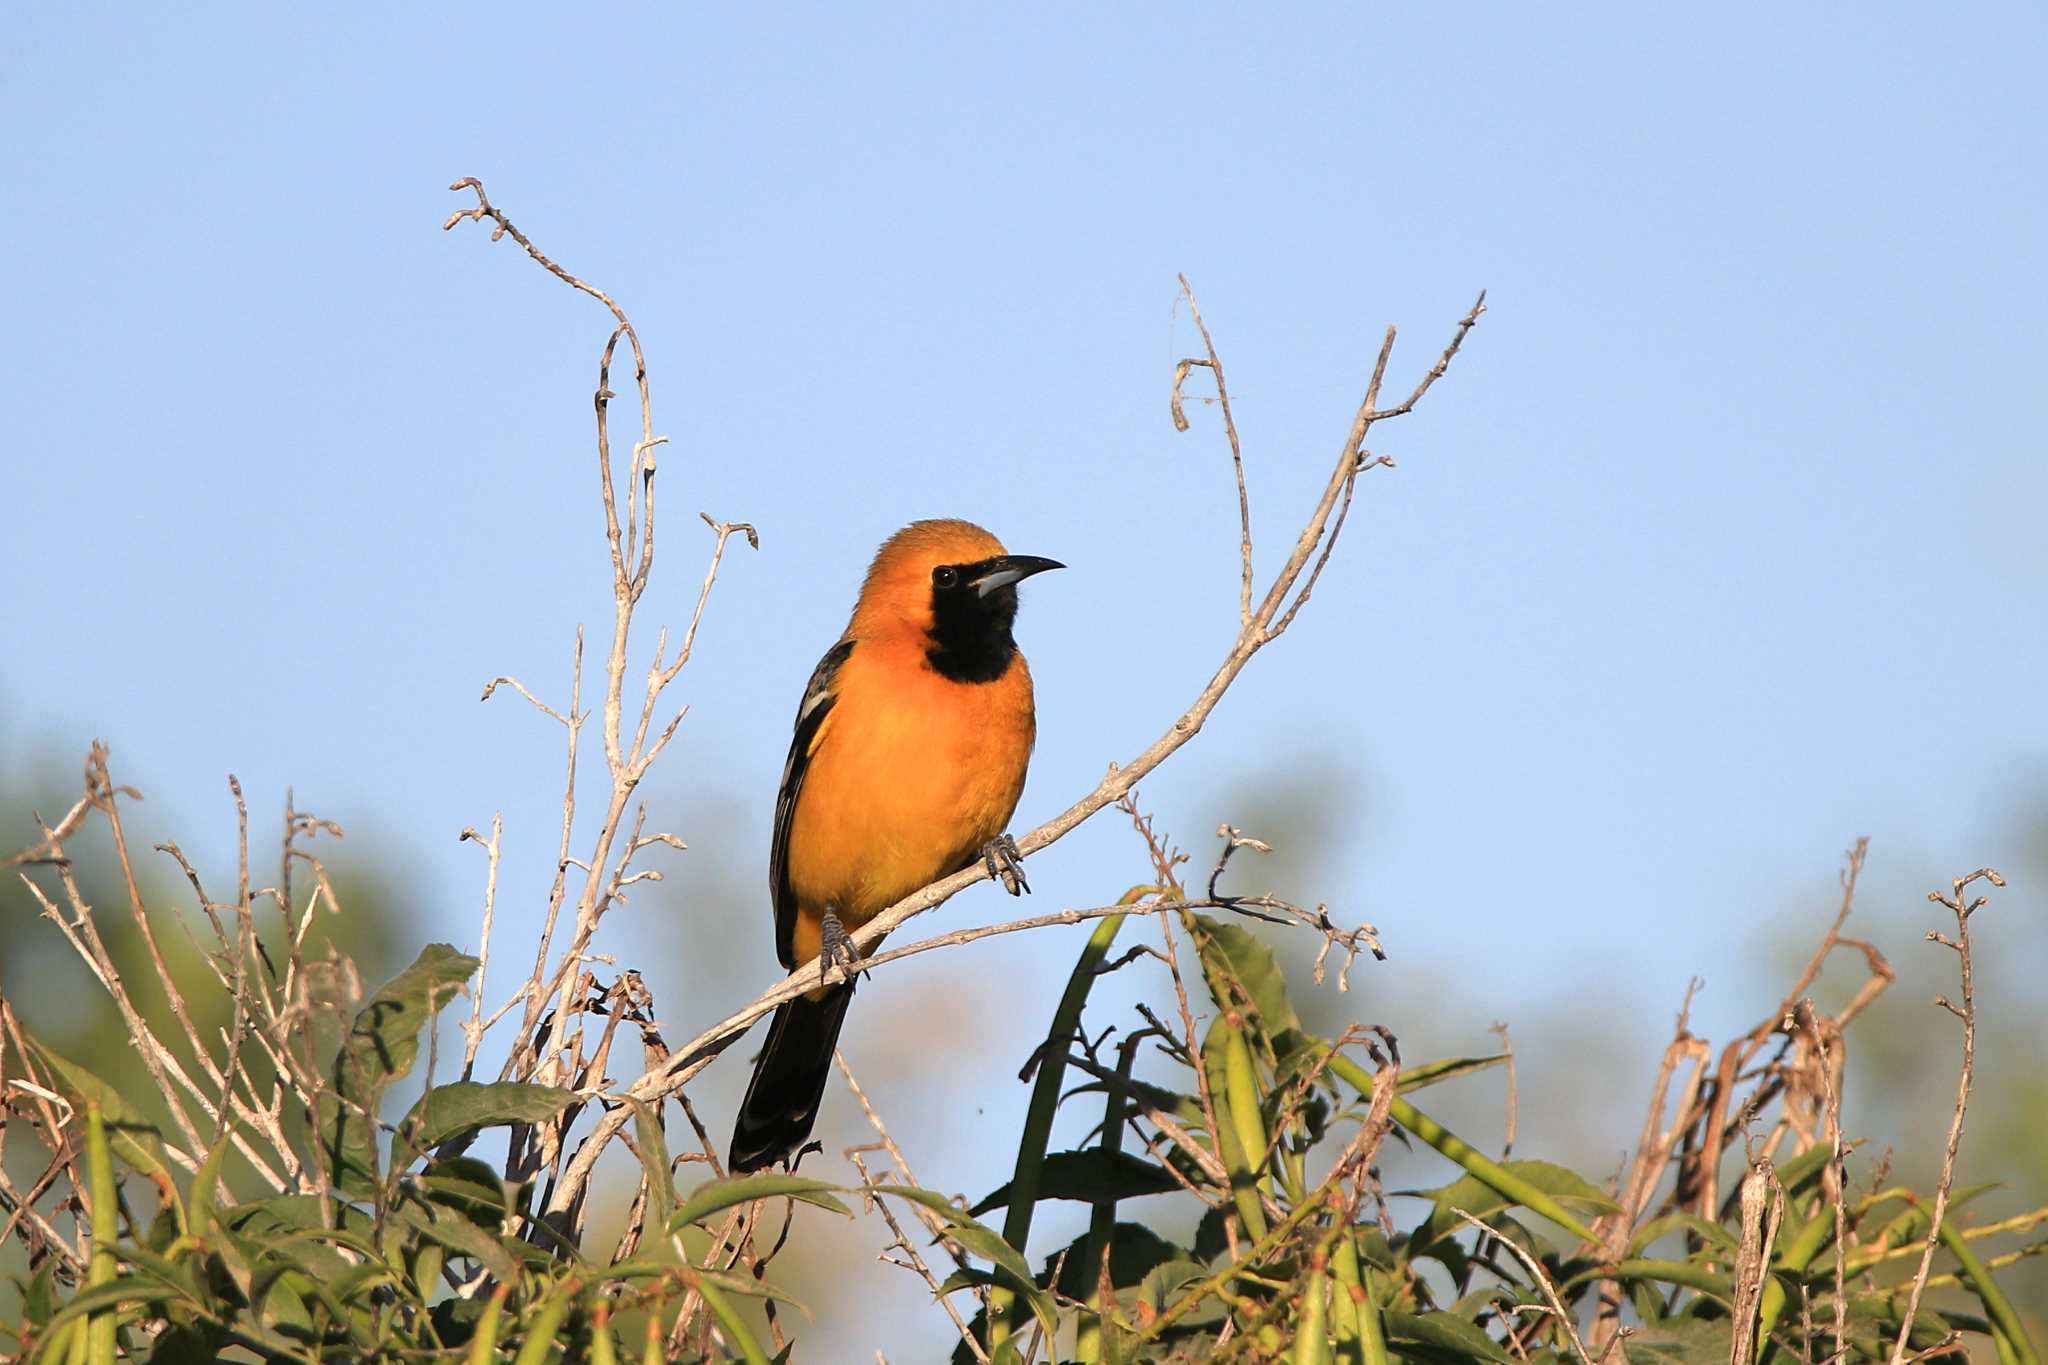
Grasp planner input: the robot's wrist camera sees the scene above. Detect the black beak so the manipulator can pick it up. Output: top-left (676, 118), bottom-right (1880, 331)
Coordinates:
top-left (970, 555), bottom-right (1065, 598)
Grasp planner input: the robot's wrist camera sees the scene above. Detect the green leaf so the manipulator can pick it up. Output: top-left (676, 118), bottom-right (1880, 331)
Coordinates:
top-left (418, 1156), bottom-right (514, 1230)
top-left (238, 1224), bottom-right (359, 1289)
top-left (394, 1082), bottom-right (576, 1160)
top-left (1773, 1141), bottom-right (1834, 1198)
top-left (1041, 1223), bottom-right (1187, 1300)
top-left (1395, 1055), bottom-right (1511, 1094)
top-left (36, 1276), bottom-right (199, 1349)
top-left (1849, 1294), bottom-right (1957, 1350)
top-left (1383, 1310), bottom-right (1517, 1364)
top-left (1133, 1258), bottom-right (1224, 1333)
top-left (1411, 1161), bottom-right (1616, 1260)
top-left (1068, 1074), bottom-right (1207, 1128)
top-left (225, 1197), bottom-right (379, 1277)
top-left (969, 1150), bottom-right (1184, 1216)
top-left (1933, 1216), bottom-right (2039, 1365)
top-left (113, 1244), bottom-right (209, 1309)
top-left (989, 910), bottom-right (1131, 1357)
top-left (628, 1098), bottom-right (677, 1235)
top-left (1607, 1259), bottom-right (1733, 1306)
top-left (1626, 1212), bottom-right (1738, 1258)
top-left (1413, 1159), bottom-right (1621, 1218)
top-left (683, 1265), bottom-right (808, 1309)
top-left (317, 943), bottom-right (477, 1195)
top-left (185, 1126), bottom-right (238, 1239)
top-left (389, 1195), bottom-right (520, 1283)
top-left (21, 1258), bottom-right (58, 1329)
top-left (26, 1035), bottom-right (171, 1178)
top-left (1621, 1318), bottom-right (1731, 1365)
top-left (668, 1172), bottom-right (851, 1232)
top-left (1191, 915), bottom-right (1304, 1040)
top-left (146, 1322), bottom-right (225, 1364)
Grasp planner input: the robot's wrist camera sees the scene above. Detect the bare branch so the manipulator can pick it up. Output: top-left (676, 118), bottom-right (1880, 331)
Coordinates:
top-left (1175, 275), bottom-right (1253, 627)
top-left (460, 813), bottom-right (503, 1078)
top-left (1887, 867), bottom-right (2003, 1365)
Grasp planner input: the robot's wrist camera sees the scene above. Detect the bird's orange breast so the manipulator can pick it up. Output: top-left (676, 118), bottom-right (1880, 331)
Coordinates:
top-left (783, 636), bottom-right (1035, 964)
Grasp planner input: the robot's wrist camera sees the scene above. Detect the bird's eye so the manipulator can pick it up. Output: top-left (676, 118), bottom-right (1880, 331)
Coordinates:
top-left (932, 565), bottom-right (959, 589)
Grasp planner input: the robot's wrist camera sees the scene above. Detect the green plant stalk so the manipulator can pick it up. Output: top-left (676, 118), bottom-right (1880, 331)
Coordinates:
top-left (1077, 1032), bottom-right (1144, 1365)
top-left (1756, 1206), bottom-right (1832, 1355)
top-left (1283, 1141), bottom-right (1310, 1206)
top-left (1221, 1020), bottom-right (1272, 1195)
top-left (695, 1278), bottom-right (769, 1365)
top-left (40, 1315), bottom-right (79, 1365)
top-left (84, 1103), bottom-right (117, 1365)
top-left (989, 910), bottom-right (1129, 1355)
top-left (1293, 1249), bottom-right (1331, 1365)
top-left (1206, 1023), bottom-right (1270, 1242)
top-left (512, 1281), bottom-right (577, 1365)
top-left (1333, 1234), bottom-right (1382, 1365)
top-left (1319, 1048), bottom-right (1599, 1243)
top-left (466, 1285), bottom-right (510, 1365)
top-left (1843, 1204), bottom-right (2048, 1275)
top-left (1940, 1215), bottom-right (2042, 1365)
top-left (589, 1301), bottom-right (619, 1365)
top-left (1561, 1258), bottom-right (1732, 1305)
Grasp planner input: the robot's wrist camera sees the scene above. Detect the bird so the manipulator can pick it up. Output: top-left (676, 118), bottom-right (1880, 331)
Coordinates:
top-left (728, 519), bottom-right (1062, 1174)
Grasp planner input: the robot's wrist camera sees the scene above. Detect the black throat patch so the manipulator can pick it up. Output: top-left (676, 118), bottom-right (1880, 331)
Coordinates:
top-left (926, 560), bottom-right (1020, 684)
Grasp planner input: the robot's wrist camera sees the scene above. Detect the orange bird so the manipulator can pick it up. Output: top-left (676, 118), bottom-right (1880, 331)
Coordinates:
top-left (729, 519), bottom-right (1062, 1172)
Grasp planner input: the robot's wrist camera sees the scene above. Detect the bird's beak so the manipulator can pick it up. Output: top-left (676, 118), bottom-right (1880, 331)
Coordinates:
top-left (971, 555), bottom-right (1065, 598)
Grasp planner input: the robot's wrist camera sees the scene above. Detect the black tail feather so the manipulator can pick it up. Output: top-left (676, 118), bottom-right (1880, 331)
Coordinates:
top-left (728, 985), bottom-right (855, 1173)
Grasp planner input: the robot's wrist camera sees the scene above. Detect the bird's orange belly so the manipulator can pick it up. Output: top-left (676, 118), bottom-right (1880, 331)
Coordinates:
top-left (783, 671), bottom-right (1032, 963)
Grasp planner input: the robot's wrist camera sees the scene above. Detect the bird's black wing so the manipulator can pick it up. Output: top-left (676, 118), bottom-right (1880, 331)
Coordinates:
top-left (770, 637), bottom-right (857, 969)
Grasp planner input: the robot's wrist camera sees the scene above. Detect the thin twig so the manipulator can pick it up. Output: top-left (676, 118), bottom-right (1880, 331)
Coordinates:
top-left (460, 813), bottom-right (503, 1078)
top-left (1887, 868), bottom-right (2002, 1365)
top-left (1452, 1209), bottom-right (1595, 1365)
top-left (1176, 275), bottom-right (1254, 627)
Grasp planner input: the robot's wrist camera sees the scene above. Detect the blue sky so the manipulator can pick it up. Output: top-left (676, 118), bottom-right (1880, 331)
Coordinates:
top-left (4, 5), bottom-right (2044, 1355)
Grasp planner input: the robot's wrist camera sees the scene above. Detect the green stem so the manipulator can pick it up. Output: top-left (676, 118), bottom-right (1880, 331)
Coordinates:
top-left (1940, 1216), bottom-right (2041, 1365)
top-left (1077, 1030), bottom-right (1144, 1364)
top-left (511, 1280), bottom-right (577, 1365)
top-left (1293, 1247), bottom-right (1332, 1364)
top-left (989, 911), bottom-right (1129, 1355)
top-left (1756, 1207), bottom-right (1831, 1355)
top-left (589, 1302), bottom-right (619, 1365)
top-left (42, 1316), bottom-right (79, 1365)
top-left (465, 1284), bottom-right (510, 1365)
top-left (1222, 1020), bottom-right (1272, 1195)
top-left (84, 1103), bottom-right (117, 1365)
top-left (1207, 1020), bottom-right (1270, 1241)
top-left (1333, 1234), bottom-right (1380, 1365)
top-left (695, 1278), bottom-right (769, 1365)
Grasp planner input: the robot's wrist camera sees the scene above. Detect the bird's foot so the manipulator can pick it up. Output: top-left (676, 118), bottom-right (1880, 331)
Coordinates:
top-left (819, 907), bottom-right (864, 984)
top-left (981, 833), bottom-right (1030, 897)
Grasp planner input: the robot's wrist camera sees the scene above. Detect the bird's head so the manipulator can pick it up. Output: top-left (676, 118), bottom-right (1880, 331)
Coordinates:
top-left (852, 519), bottom-right (1063, 682)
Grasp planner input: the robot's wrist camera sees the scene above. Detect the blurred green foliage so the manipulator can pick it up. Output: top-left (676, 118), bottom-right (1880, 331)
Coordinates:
top-left (5, 763), bottom-right (2041, 1363)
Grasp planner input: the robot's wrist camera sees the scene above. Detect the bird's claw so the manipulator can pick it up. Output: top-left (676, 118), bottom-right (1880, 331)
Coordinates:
top-left (819, 908), bottom-right (865, 984)
top-left (982, 833), bottom-right (1030, 897)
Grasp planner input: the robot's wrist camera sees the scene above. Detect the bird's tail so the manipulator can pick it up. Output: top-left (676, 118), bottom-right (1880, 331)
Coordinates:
top-left (728, 985), bottom-right (855, 1173)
